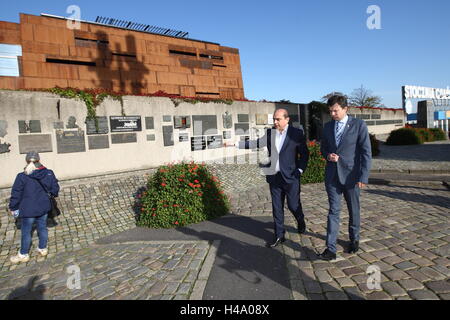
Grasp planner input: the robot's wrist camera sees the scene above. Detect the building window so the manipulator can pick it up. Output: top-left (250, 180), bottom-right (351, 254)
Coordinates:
top-left (0, 44), bottom-right (22, 77)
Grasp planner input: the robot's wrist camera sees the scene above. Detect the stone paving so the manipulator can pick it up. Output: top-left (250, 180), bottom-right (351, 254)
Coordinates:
top-left (0, 240), bottom-right (217, 300)
top-left (371, 140), bottom-right (450, 172)
top-left (0, 141), bottom-right (449, 300)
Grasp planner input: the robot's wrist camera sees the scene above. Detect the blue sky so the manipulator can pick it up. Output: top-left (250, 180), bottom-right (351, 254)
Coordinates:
top-left (1, 0), bottom-right (449, 108)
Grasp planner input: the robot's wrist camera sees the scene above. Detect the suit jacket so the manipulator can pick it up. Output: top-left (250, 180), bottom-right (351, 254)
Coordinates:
top-left (320, 116), bottom-right (372, 186)
top-left (240, 126), bottom-right (309, 184)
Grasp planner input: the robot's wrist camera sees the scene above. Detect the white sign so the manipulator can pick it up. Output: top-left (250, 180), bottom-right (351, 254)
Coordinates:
top-left (403, 85), bottom-right (450, 100)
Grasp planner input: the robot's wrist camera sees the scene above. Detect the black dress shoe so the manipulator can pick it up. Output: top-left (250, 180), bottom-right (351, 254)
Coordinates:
top-left (318, 249), bottom-right (337, 261)
top-left (298, 219), bottom-right (306, 234)
top-left (266, 237), bottom-right (285, 248)
top-left (348, 241), bottom-right (359, 254)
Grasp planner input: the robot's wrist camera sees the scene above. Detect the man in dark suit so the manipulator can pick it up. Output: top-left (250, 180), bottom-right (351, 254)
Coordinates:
top-left (319, 95), bottom-right (372, 260)
top-left (226, 108), bottom-right (310, 247)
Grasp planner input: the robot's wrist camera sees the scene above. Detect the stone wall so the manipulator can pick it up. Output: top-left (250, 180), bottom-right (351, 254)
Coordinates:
top-left (0, 90), bottom-right (280, 188)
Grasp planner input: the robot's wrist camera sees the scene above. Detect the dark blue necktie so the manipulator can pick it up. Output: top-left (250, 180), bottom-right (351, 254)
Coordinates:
top-left (335, 121), bottom-right (344, 146)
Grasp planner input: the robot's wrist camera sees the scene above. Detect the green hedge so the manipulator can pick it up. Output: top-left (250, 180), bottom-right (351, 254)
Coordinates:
top-left (428, 128), bottom-right (447, 141)
top-left (386, 128), bottom-right (423, 145)
top-left (386, 127), bottom-right (447, 145)
top-left (136, 162), bottom-right (230, 228)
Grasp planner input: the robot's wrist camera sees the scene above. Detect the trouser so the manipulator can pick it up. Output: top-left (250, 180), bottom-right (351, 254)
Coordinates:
top-left (325, 176), bottom-right (361, 253)
top-left (20, 214), bottom-right (48, 255)
top-left (269, 172), bottom-right (305, 239)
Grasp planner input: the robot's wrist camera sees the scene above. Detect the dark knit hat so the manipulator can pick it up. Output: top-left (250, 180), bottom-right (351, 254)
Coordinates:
top-left (25, 151), bottom-right (40, 162)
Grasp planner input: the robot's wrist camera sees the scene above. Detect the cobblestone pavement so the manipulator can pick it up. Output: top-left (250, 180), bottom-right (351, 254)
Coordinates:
top-left (0, 148), bottom-right (449, 300)
top-left (0, 240), bottom-right (217, 300)
top-left (372, 140), bottom-right (450, 172)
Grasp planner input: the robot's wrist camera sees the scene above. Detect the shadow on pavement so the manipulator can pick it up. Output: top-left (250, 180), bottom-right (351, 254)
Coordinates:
top-left (366, 189), bottom-right (450, 211)
top-left (97, 214), bottom-right (365, 300)
top-left (7, 276), bottom-right (45, 300)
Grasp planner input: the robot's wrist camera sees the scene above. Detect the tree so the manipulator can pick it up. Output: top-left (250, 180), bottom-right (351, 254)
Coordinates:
top-left (348, 85), bottom-right (383, 107)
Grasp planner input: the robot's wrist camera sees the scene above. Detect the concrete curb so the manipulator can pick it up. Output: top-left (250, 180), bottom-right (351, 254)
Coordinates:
top-left (190, 240), bottom-right (220, 300)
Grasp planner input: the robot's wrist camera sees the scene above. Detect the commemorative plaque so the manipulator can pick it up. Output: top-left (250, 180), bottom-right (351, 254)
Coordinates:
top-left (191, 136), bottom-right (206, 151)
top-left (145, 117), bottom-right (154, 130)
top-left (18, 120), bottom-right (28, 133)
top-left (234, 123), bottom-right (250, 135)
top-left (56, 130), bottom-right (86, 153)
top-left (18, 134), bottom-right (52, 154)
top-left (174, 116), bottom-right (191, 129)
top-left (222, 112), bottom-right (233, 129)
top-left (147, 134), bottom-right (156, 141)
top-left (192, 115), bottom-right (218, 136)
top-left (223, 131), bottom-right (231, 139)
top-left (86, 117), bottom-right (109, 135)
top-left (179, 133), bottom-right (189, 142)
top-left (256, 114), bottom-right (268, 125)
top-left (237, 114), bottom-right (249, 123)
top-left (163, 126), bottom-right (174, 146)
top-left (88, 135), bottom-right (109, 150)
top-left (110, 116), bottom-right (142, 132)
top-left (163, 115), bottom-right (172, 122)
top-left (29, 120), bottom-right (41, 133)
top-left (111, 133), bottom-right (137, 144)
top-left (207, 135), bottom-right (223, 149)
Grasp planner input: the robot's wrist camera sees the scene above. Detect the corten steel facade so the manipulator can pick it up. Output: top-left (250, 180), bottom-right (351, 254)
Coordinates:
top-left (0, 13), bottom-right (245, 99)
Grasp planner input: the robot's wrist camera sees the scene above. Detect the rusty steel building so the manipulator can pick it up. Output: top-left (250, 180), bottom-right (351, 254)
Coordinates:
top-left (0, 13), bottom-right (245, 99)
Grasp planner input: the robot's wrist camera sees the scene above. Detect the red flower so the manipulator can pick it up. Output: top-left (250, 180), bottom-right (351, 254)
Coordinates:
top-left (198, 193), bottom-right (203, 196)
top-left (173, 204), bottom-right (179, 207)
top-left (184, 209), bottom-right (189, 212)
top-left (163, 204), bottom-right (168, 207)
top-left (152, 208), bottom-right (156, 211)
top-left (194, 179), bottom-right (199, 183)
top-left (161, 183), bottom-right (167, 187)
top-left (174, 221), bottom-right (179, 225)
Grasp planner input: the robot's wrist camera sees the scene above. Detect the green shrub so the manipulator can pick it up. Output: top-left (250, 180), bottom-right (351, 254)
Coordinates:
top-left (428, 128), bottom-right (446, 141)
top-left (301, 140), bottom-right (326, 184)
top-left (370, 134), bottom-right (380, 156)
top-left (386, 128), bottom-right (423, 145)
top-left (415, 128), bottom-right (433, 142)
top-left (136, 162), bottom-right (230, 228)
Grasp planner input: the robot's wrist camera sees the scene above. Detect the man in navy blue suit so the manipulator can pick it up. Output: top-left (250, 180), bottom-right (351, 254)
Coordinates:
top-left (319, 95), bottom-right (372, 260)
top-left (227, 108), bottom-right (310, 247)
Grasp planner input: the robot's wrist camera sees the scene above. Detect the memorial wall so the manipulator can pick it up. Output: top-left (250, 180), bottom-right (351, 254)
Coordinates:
top-left (0, 90), bottom-right (281, 188)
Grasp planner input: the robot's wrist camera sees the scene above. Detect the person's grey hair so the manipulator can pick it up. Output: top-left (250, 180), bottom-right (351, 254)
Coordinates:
top-left (24, 151), bottom-right (41, 175)
top-left (25, 151), bottom-right (40, 162)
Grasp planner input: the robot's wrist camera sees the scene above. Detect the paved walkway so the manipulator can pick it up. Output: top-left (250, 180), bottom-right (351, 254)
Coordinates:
top-left (0, 140), bottom-right (449, 300)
